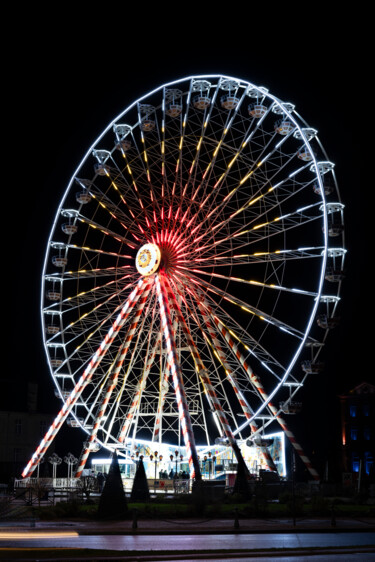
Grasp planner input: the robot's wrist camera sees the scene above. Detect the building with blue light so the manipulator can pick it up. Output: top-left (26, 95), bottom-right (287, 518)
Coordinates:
top-left (339, 382), bottom-right (374, 482)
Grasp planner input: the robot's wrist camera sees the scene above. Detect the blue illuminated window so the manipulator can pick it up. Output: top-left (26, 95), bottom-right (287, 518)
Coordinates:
top-left (363, 405), bottom-right (370, 417)
top-left (352, 453), bottom-right (360, 473)
top-left (364, 452), bottom-right (373, 475)
top-left (364, 427), bottom-right (371, 440)
top-left (351, 428), bottom-right (358, 440)
top-left (350, 405), bottom-right (357, 418)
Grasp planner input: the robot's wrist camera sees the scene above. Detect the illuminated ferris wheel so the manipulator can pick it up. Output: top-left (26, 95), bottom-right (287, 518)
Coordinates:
top-left (23, 75), bottom-right (345, 481)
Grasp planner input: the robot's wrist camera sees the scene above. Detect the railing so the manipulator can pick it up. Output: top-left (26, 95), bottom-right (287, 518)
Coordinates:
top-left (14, 477), bottom-right (81, 489)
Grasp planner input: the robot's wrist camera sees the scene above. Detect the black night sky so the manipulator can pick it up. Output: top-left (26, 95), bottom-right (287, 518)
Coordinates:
top-left (4, 12), bottom-right (365, 477)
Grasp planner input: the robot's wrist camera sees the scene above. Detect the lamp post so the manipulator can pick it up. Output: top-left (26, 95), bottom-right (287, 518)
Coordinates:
top-left (170, 454), bottom-right (174, 477)
top-left (154, 451), bottom-right (158, 480)
top-left (48, 453), bottom-right (62, 485)
top-left (64, 453), bottom-right (78, 488)
top-left (36, 457), bottom-right (45, 480)
top-left (159, 455), bottom-right (163, 477)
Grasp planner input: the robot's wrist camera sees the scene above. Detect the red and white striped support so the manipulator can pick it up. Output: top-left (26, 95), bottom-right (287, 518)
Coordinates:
top-left (22, 278), bottom-right (147, 479)
top-left (152, 363), bottom-right (170, 443)
top-left (164, 278), bottom-right (251, 476)
top-left (75, 279), bottom-right (153, 477)
top-left (155, 273), bottom-right (201, 480)
top-left (118, 331), bottom-right (163, 444)
top-left (194, 297), bottom-right (277, 473)
top-left (209, 312), bottom-right (320, 482)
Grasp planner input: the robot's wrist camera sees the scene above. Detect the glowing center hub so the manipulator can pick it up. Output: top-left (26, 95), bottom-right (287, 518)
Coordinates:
top-left (136, 243), bottom-right (161, 276)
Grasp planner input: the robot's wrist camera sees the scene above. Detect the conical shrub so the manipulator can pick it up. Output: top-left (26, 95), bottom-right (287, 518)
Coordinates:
top-left (130, 458), bottom-right (150, 501)
top-left (233, 459), bottom-right (251, 498)
top-left (97, 452), bottom-right (127, 519)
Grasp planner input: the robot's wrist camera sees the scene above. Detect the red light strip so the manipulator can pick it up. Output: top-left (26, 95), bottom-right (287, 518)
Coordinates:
top-left (166, 276), bottom-right (252, 475)
top-left (209, 312), bottom-right (320, 481)
top-left (155, 273), bottom-right (201, 480)
top-left (192, 293), bottom-right (277, 472)
top-left (75, 278), bottom-right (153, 477)
top-left (22, 278), bottom-right (147, 479)
top-left (118, 329), bottom-right (163, 444)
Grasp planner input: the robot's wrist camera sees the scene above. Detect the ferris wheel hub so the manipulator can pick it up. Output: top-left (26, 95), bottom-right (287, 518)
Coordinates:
top-left (136, 243), bottom-right (161, 276)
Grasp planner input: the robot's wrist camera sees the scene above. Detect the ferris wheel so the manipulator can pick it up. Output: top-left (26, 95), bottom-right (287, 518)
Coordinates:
top-left (23, 75), bottom-right (345, 482)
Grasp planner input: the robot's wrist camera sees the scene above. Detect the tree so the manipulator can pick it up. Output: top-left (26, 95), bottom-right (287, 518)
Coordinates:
top-left (130, 457), bottom-right (150, 501)
top-left (97, 452), bottom-right (127, 519)
top-left (232, 459), bottom-right (251, 498)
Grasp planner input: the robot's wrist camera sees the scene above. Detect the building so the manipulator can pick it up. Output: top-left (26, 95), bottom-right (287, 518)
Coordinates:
top-left (339, 382), bottom-right (375, 479)
top-left (0, 382), bottom-right (54, 482)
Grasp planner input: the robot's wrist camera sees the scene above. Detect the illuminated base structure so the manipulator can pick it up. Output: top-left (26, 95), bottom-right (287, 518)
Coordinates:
top-left (90, 432), bottom-right (286, 485)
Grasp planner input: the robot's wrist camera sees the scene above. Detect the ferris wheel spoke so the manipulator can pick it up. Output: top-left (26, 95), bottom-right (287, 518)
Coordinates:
top-left (118, 326), bottom-right (163, 445)
top-left (73, 212), bottom-right (141, 250)
top-left (169, 82), bottom-right (238, 241)
top-left (44, 276), bottom-right (140, 368)
top-left (191, 246), bottom-right (326, 268)
top-left (191, 293), bottom-right (277, 471)
top-left (75, 279), bottom-right (154, 476)
top-left (172, 279), bottom-right (277, 471)
top-left (181, 270), bottom-right (309, 343)
top-left (23, 277), bottom-right (149, 478)
top-left (182, 197), bottom-right (324, 263)
top-left (156, 273), bottom-right (202, 480)
top-left (43, 275), bottom-right (138, 349)
top-left (61, 243), bottom-right (132, 261)
top-left (198, 305), bottom-right (319, 480)
top-left (179, 265), bottom-right (319, 298)
top-left (183, 157), bottom-right (314, 253)
top-left (101, 306), bottom-right (159, 446)
top-left (184, 282), bottom-right (286, 382)
top-left (165, 277), bottom-right (246, 451)
top-left (88, 185), bottom-right (148, 243)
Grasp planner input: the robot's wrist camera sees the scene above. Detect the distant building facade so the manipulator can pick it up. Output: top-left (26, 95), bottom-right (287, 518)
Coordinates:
top-left (339, 382), bottom-right (375, 478)
top-left (0, 383), bottom-right (54, 481)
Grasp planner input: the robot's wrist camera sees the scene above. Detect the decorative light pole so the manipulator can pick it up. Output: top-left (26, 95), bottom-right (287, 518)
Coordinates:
top-left (48, 453), bottom-right (62, 484)
top-left (36, 457), bottom-right (45, 480)
top-left (154, 451), bottom-right (159, 480)
top-left (159, 455), bottom-right (163, 477)
top-left (170, 454), bottom-right (174, 477)
top-left (64, 453), bottom-right (78, 487)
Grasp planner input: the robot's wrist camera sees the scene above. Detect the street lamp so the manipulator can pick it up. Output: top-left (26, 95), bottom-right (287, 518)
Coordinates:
top-left (36, 457), bottom-right (45, 480)
top-left (154, 451), bottom-right (158, 479)
top-left (64, 453), bottom-right (78, 487)
top-left (159, 455), bottom-right (163, 476)
top-left (48, 453), bottom-right (62, 482)
top-left (169, 454), bottom-right (174, 477)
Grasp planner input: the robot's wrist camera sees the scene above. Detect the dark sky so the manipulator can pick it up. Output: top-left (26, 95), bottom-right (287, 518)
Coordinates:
top-left (5, 17), bottom-right (364, 470)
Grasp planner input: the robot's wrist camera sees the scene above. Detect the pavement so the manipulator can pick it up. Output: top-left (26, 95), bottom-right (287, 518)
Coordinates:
top-left (1, 515), bottom-right (375, 534)
top-left (1, 517), bottom-right (374, 561)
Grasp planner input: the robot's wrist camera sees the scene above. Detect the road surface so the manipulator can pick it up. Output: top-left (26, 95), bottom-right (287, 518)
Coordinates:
top-left (1, 530), bottom-right (374, 552)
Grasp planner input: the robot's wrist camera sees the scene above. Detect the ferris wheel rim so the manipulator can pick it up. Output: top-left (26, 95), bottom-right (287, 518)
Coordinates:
top-left (39, 74), bottom-right (344, 468)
